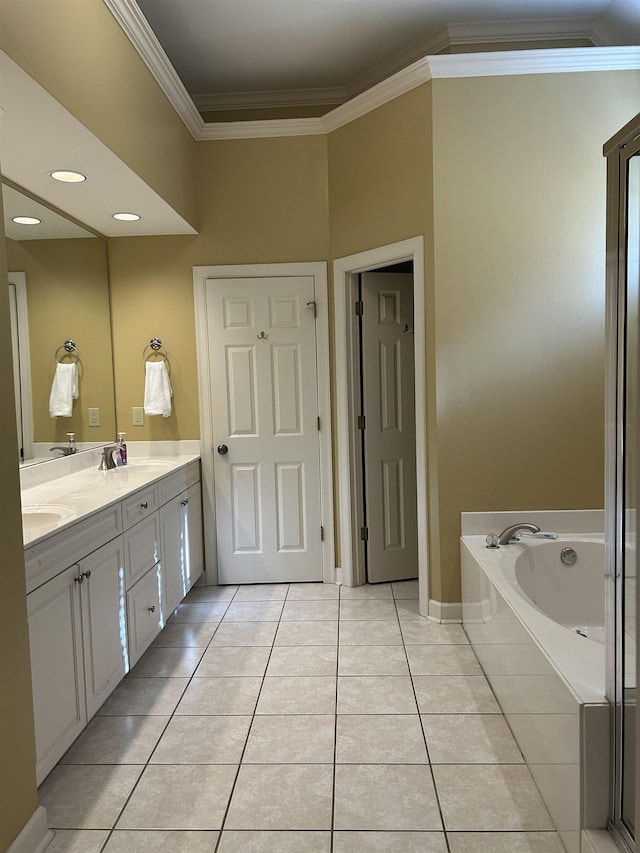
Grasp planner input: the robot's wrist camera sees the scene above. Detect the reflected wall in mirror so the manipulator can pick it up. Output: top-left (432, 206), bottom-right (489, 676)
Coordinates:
top-left (4, 183), bottom-right (116, 464)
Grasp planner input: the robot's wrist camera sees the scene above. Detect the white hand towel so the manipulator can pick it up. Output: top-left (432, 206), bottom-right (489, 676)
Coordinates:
top-left (144, 361), bottom-right (173, 417)
top-left (49, 362), bottom-right (78, 418)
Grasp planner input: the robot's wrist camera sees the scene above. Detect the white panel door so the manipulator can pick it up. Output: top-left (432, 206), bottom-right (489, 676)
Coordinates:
top-left (362, 272), bottom-right (418, 583)
top-left (207, 276), bottom-right (323, 584)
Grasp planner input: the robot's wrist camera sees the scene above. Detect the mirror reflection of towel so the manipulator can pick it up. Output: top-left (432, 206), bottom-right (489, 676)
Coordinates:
top-left (49, 362), bottom-right (78, 418)
top-left (144, 361), bottom-right (173, 417)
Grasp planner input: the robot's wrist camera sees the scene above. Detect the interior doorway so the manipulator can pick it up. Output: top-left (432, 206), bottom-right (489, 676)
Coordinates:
top-left (333, 237), bottom-right (429, 615)
top-left (356, 264), bottom-right (418, 584)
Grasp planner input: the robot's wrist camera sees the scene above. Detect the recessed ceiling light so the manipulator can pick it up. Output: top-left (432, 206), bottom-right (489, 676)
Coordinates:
top-left (12, 216), bottom-right (41, 225)
top-left (113, 212), bottom-right (141, 222)
top-left (50, 170), bottom-right (87, 183)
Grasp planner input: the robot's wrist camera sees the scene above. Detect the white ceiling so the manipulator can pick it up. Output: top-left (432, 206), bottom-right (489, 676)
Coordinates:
top-left (134, 0), bottom-right (640, 110)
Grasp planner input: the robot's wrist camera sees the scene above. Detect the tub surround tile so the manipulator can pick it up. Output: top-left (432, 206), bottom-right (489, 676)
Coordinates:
top-left (406, 645), bottom-right (483, 676)
top-left (447, 831), bottom-right (566, 852)
top-left (333, 764), bottom-right (442, 830)
top-left (274, 621), bottom-right (339, 646)
top-left (243, 714), bottom-right (335, 763)
top-left (423, 714), bottom-right (524, 763)
top-left (218, 831), bottom-right (331, 852)
top-left (97, 677), bottom-right (190, 716)
top-left (128, 647), bottom-right (204, 679)
top-left (117, 764), bottom-right (237, 829)
top-left (60, 715), bottom-right (169, 765)
top-left (44, 830), bottom-right (109, 853)
top-left (266, 645), bottom-right (337, 676)
top-left (209, 621), bottom-right (278, 647)
top-left (338, 620), bottom-right (403, 646)
top-left (337, 676), bottom-right (418, 714)
top-left (336, 714), bottom-right (428, 764)
top-left (256, 675), bottom-right (337, 714)
top-left (280, 600), bottom-right (339, 621)
top-left (225, 764), bottom-right (334, 829)
top-left (176, 677), bottom-right (262, 715)
top-left (150, 715), bottom-right (251, 764)
top-left (333, 831), bottom-right (447, 852)
top-left (412, 676), bottom-right (501, 714)
top-left (195, 645), bottom-right (271, 677)
top-left (433, 764), bottom-right (555, 830)
top-left (338, 645), bottom-right (409, 676)
top-left (103, 830), bottom-right (220, 852)
top-left (39, 764), bottom-right (143, 829)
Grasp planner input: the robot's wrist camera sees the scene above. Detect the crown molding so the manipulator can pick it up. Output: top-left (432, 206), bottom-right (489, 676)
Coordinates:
top-left (103, 1), bottom-right (640, 142)
top-left (446, 17), bottom-right (601, 45)
top-left (103, 0), bottom-right (204, 137)
top-left (193, 87), bottom-right (347, 111)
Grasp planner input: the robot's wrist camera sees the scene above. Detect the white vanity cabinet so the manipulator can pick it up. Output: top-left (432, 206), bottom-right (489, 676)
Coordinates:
top-left (27, 536), bottom-right (128, 783)
top-left (159, 462), bottom-right (204, 616)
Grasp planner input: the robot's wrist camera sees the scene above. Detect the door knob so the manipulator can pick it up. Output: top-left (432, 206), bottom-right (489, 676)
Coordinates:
top-left (217, 444), bottom-right (229, 456)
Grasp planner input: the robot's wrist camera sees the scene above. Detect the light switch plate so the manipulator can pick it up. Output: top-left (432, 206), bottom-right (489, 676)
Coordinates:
top-left (132, 406), bottom-right (144, 426)
top-left (88, 407), bottom-right (100, 427)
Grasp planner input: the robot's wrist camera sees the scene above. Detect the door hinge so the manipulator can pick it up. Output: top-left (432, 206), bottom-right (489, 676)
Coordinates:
top-left (320, 525), bottom-right (324, 541)
top-left (355, 300), bottom-right (364, 316)
top-left (360, 526), bottom-right (369, 541)
top-left (357, 415), bottom-right (366, 430)
top-left (307, 300), bottom-right (317, 318)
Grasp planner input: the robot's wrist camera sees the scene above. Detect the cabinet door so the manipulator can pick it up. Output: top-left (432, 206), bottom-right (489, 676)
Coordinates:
top-left (160, 493), bottom-right (185, 616)
top-left (27, 565), bottom-right (86, 784)
top-left (123, 512), bottom-right (161, 589)
top-left (79, 538), bottom-right (128, 719)
top-left (127, 564), bottom-right (164, 668)
top-left (185, 482), bottom-right (204, 589)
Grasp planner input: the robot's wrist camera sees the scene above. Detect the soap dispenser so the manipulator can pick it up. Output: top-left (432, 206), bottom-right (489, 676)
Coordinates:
top-left (116, 432), bottom-right (127, 466)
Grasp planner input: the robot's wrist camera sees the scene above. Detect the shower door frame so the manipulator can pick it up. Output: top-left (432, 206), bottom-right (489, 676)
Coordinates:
top-left (605, 111), bottom-right (640, 853)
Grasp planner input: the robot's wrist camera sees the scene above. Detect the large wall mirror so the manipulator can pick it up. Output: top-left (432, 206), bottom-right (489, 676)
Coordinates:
top-left (4, 183), bottom-right (116, 465)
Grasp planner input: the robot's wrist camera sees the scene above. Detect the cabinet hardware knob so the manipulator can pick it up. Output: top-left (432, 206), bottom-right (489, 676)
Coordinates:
top-left (74, 574), bottom-right (84, 584)
top-left (140, 501), bottom-right (148, 509)
top-left (181, 499), bottom-right (188, 506)
top-left (83, 570), bottom-right (92, 579)
top-left (148, 605), bottom-right (156, 613)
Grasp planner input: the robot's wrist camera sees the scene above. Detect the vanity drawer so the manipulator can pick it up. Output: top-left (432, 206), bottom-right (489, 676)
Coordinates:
top-left (157, 460), bottom-right (200, 506)
top-left (123, 512), bottom-right (161, 590)
top-left (126, 564), bottom-right (163, 668)
top-left (25, 504), bottom-right (122, 594)
top-left (121, 484), bottom-right (159, 530)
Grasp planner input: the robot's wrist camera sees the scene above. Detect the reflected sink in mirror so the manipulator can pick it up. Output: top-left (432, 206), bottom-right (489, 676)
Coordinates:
top-left (22, 504), bottom-right (77, 534)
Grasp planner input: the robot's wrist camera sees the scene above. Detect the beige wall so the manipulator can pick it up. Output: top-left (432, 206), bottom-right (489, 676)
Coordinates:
top-left (107, 135), bottom-right (330, 442)
top-left (0, 174), bottom-right (38, 853)
top-left (0, 0), bottom-right (198, 228)
top-left (430, 70), bottom-right (640, 601)
top-left (7, 237), bottom-right (115, 444)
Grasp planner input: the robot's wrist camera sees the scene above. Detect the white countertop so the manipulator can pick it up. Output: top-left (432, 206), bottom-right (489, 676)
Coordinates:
top-left (20, 442), bottom-right (200, 547)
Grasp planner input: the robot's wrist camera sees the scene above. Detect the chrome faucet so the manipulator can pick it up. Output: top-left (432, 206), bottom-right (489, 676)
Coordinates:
top-left (98, 444), bottom-right (119, 471)
top-left (50, 433), bottom-right (77, 456)
top-left (497, 523), bottom-right (541, 545)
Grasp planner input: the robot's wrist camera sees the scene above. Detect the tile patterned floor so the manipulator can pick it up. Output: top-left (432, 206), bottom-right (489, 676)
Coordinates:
top-left (40, 580), bottom-right (566, 852)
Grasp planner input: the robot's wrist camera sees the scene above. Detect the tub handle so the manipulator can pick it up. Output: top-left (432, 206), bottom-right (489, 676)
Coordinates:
top-left (485, 533), bottom-right (500, 549)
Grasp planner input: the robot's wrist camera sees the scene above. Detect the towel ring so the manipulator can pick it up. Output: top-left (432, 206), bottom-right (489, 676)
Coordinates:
top-left (55, 340), bottom-right (80, 363)
top-left (142, 337), bottom-right (168, 363)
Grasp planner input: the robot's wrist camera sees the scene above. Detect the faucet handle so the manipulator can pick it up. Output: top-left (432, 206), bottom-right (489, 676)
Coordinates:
top-left (485, 533), bottom-right (500, 549)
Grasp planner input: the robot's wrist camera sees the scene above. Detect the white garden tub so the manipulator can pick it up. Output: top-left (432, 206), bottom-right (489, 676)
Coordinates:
top-left (461, 512), bottom-right (609, 853)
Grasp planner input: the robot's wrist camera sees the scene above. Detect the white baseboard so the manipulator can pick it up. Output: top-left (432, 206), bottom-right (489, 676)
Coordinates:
top-left (334, 566), bottom-right (344, 586)
top-left (582, 829), bottom-right (620, 853)
top-left (428, 599), bottom-right (462, 623)
top-left (7, 806), bottom-right (52, 853)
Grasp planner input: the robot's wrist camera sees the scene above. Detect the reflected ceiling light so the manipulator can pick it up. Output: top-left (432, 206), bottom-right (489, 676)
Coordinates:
top-left (113, 212), bottom-right (141, 221)
top-left (12, 216), bottom-right (41, 225)
top-left (50, 170), bottom-right (87, 183)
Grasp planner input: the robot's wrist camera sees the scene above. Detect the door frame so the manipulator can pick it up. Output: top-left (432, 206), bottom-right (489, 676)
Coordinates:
top-left (193, 262), bottom-right (335, 585)
top-left (333, 238), bottom-right (429, 613)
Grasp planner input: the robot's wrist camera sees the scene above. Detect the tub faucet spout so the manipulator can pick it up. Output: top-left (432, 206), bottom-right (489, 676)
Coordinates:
top-left (497, 523), bottom-right (541, 545)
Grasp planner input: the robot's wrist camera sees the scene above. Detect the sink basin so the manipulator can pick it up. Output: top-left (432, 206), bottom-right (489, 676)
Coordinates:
top-left (120, 460), bottom-right (174, 475)
top-left (22, 504), bottom-right (77, 533)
